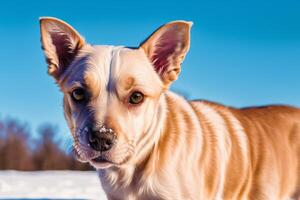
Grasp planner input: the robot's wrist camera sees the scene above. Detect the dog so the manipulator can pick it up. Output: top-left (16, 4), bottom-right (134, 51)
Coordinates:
top-left (39, 17), bottom-right (300, 200)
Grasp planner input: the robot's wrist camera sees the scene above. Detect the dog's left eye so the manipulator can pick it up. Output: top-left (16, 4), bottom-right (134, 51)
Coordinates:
top-left (71, 88), bottom-right (86, 102)
top-left (129, 91), bottom-right (144, 105)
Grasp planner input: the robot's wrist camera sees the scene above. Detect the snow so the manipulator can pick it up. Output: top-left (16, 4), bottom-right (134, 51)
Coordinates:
top-left (0, 170), bottom-right (107, 199)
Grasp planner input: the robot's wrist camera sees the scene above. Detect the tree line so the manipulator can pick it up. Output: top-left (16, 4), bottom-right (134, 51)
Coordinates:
top-left (0, 118), bottom-right (92, 171)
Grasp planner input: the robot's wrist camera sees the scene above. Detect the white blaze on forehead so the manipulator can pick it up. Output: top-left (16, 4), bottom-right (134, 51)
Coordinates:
top-left (60, 45), bottom-right (113, 92)
top-left (87, 45), bottom-right (115, 91)
top-left (85, 45), bottom-right (123, 121)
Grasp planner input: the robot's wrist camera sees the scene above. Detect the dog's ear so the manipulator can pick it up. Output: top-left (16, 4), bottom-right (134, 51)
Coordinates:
top-left (40, 17), bottom-right (85, 80)
top-left (140, 21), bottom-right (192, 86)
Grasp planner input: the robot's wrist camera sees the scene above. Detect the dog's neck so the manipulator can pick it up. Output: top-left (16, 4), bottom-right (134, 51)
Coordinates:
top-left (132, 91), bottom-right (168, 166)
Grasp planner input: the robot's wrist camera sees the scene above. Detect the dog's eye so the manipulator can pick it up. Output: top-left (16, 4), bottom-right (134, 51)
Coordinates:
top-left (129, 92), bottom-right (144, 105)
top-left (71, 88), bottom-right (86, 102)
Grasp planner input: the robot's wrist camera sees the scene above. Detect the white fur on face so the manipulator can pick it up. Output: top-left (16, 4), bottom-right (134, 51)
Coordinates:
top-left (60, 45), bottom-right (164, 167)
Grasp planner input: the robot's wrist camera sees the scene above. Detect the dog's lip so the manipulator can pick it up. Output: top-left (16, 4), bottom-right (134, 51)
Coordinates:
top-left (91, 156), bottom-right (111, 163)
top-left (90, 156), bottom-right (114, 169)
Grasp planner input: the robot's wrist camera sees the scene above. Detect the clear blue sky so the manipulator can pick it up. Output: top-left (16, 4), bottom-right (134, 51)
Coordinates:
top-left (1, 0), bottom-right (300, 139)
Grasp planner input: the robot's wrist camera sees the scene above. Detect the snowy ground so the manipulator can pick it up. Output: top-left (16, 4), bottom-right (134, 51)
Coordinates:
top-left (0, 170), bottom-right (107, 199)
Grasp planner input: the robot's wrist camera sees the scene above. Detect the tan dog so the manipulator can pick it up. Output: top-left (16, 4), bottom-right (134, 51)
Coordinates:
top-left (40, 17), bottom-right (300, 200)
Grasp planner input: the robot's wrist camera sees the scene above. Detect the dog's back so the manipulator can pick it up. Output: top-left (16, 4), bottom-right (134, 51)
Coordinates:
top-left (189, 98), bottom-right (300, 199)
top-left (237, 105), bottom-right (300, 199)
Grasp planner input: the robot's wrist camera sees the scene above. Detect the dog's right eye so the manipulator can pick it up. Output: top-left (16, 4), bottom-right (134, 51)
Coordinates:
top-left (129, 91), bottom-right (144, 105)
top-left (71, 88), bottom-right (86, 102)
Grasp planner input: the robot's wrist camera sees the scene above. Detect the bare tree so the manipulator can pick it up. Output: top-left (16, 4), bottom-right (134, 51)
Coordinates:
top-left (0, 118), bottom-right (92, 171)
top-left (0, 119), bottom-right (34, 170)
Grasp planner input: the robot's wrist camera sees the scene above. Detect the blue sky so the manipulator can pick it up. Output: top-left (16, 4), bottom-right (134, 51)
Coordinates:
top-left (1, 0), bottom-right (300, 139)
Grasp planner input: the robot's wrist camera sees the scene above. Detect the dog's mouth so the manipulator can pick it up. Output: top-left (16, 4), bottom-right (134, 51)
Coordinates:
top-left (73, 135), bottom-right (135, 169)
top-left (91, 156), bottom-right (110, 163)
top-left (90, 156), bottom-right (114, 169)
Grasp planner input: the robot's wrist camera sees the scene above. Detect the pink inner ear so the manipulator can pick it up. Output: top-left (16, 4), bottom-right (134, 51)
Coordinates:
top-left (50, 31), bottom-right (76, 70)
top-left (151, 26), bottom-right (182, 74)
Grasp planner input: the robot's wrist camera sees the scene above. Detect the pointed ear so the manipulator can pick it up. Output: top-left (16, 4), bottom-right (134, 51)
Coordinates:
top-left (140, 21), bottom-right (192, 86)
top-left (40, 17), bottom-right (85, 80)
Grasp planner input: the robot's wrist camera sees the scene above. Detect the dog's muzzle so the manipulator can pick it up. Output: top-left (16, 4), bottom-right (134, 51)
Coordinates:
top-left (87, 125), bottom-right (116, 152)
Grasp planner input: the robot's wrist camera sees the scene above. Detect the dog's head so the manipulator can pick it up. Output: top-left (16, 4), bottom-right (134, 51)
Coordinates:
top-left (40, 17), bottom-right (192, 169)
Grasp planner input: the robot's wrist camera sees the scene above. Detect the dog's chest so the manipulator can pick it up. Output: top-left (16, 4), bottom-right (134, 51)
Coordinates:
top-left (98, 167), bottom-right (199, 200)
top-left (98, 169), bottom-right (182, 200)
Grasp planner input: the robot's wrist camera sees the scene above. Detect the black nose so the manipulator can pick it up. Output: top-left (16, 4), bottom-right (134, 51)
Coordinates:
top-left (88, 126), bottom-right (115, 152)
